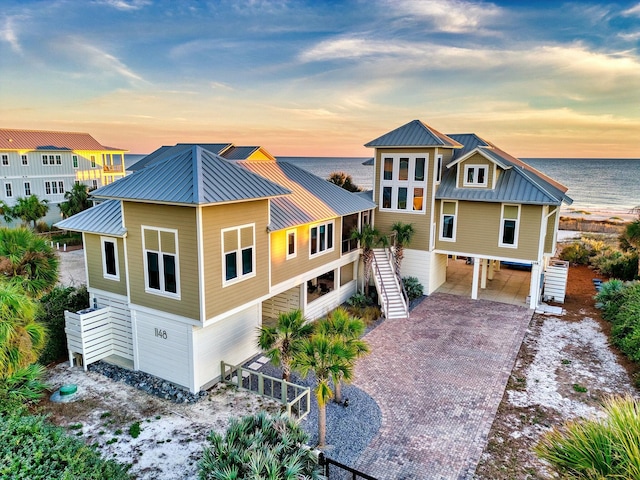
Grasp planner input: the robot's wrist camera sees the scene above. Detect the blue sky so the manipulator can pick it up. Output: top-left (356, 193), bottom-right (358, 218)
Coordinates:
top-left (1, 0), bottom-right (639, 157)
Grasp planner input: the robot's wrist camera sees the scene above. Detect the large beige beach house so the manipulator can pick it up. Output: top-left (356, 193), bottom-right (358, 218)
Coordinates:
top-left (56, 120), bottom-right (571, 393)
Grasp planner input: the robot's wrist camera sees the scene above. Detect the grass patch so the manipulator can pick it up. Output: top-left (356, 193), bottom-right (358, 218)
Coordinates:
top-left (573, 384), bottom-right (588, 393)
top-left (128, 421), bottom-right (141, 439)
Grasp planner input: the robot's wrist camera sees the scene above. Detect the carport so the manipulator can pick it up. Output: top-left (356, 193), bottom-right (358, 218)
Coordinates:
top-left (436, 257), bottom-right (532, 307)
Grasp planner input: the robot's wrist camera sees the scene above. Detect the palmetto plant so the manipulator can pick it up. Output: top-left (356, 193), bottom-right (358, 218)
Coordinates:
top-left (315, 308), bottom-right (369, 404)
top-left (293, 332), bottom-right (354, 449)
top-left (350, 224), bottom-right (384, 295)
top-left (59, 182), bottom-right (92, 219)
top-left (0, 227), bottom-right (59, 299)
top-left (257, 309), bottom-right (313, 382)
top-left (622, 217), bottom-right (640, 278)
top-left (391, 222), bottom-right (415, 274)
top-left (198, 411), bottom-right (321, 480)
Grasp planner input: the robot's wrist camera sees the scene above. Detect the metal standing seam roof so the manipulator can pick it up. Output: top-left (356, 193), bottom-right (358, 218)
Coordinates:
top-left (221, 146), bottom-right (264, 160)
top-left (365, 120), bottom-right (463, 148)
top-left (0, 129), bottom-right (126, 151)
top-left (238, 161), bottom-right (377, 231)
top-left (128, 143), bottom-right (232, 171)
top-left (91, 146), bottom-right (291, 205)
top-left (54, 200), bottom-right (126, 236)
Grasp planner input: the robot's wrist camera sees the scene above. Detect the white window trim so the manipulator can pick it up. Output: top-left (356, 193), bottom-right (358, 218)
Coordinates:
top-left (2, 154), bottom-right (9, 166)
top-left (379, 154), bottom-right (428, 214)
top-left (101, 236), bottom-right (120, 281)
top-left (435, 154), bottom-right (443, 184)
top-left (23, 182), bottom-right (31, 196)
top-left (439, 200), bottom-right (458, 242)
top-left (309, 220), bottom-right (335, 258)
top-left (462, 164), bottom-right (488, 187)
top-left (142, 226), bottom-right (181, 299)
top-left (221, 223), bottom-right (256, 287)
top-left (21, 155), bottom-right (28, 166)
top-left (286, 229), bottom-right (297, 260)
top-left (499, 204), bottom-right (520, 248)
top-left (4, 181), bottom-right (13, 198)
top-left (72, 155), bottom-right (78, 169)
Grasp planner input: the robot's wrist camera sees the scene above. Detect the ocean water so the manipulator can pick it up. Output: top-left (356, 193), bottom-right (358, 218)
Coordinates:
top-left (125, 154), bottom-right (640, 215)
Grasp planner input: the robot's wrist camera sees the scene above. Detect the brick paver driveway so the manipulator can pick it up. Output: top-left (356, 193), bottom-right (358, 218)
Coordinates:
top-left (353, 292), bottom-right (532, 480)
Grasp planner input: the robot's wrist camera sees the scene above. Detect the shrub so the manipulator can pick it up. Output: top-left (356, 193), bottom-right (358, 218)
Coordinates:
top-left (535, 395), bottom-right (640, 479)
top-left (199, 412), bottom-right (321, 479)
top-left (595, 279), bottom-right (629, 321)
top-left (0, 412), bottom-right (131, 479)
top-left (402, 276), bottom-right (424, 301)
top-left (347, 292), bottom-right (372, 308)
top-left (591, 250), bottom-right (639, 281)
top-left (38, 285), bottom-right (89, 365)
top-left (559, 242), bottom-right (592, 265)
top-left (35, 221), bottom-right (51, 233)
top-left (612, 284), bottom-right (640, 362)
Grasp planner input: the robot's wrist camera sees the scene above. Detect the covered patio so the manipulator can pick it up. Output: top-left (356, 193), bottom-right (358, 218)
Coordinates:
top-left (436, 257), bottom-right (531, 307)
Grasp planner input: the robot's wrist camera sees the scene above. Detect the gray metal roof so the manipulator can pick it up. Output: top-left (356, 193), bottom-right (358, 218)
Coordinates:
top-left (54, 200), bottom-right (126, 236)
top-left (365, 120), bottom-right (463, 148)
top-left (239, 161), bottom-right (376, 231)
top-left (128, 143), bottom-right (232, 171)
top-left (221, 146), bottom-right (261, 160)
top-left (92, 146), bottom-right (291, 205)
top-left (447, 133), bottom-right (491, 161)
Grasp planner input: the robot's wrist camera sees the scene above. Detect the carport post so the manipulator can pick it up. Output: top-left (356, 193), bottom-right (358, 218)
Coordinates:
top-left (471, 257), bottom-right (480, 300)
top-left (480, 259), bottom-right (488, 289)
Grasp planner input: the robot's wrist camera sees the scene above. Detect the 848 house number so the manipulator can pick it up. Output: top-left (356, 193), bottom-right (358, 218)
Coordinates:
top-left (154, 328), bottom-right (168, 339)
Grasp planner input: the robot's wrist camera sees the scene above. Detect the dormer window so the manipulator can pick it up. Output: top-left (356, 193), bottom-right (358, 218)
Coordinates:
top-left (463, 165), bottom-right (487, 187)
top-left (379, 155), bottom-right (427, 213)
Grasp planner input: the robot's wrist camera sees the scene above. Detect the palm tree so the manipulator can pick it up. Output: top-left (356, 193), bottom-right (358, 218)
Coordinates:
top-left (0, 200), bottom-right (12, 224)
top-left (622, 217), bottom-right (640, 278)
top-left (316, 307), bottom-right (369, 404)
top-left (59, 183), bottom-right (92, 219)
top-left (0, 227), bottom-right (59, 299)
top-left (350, 224), bottom-right (384, 295)
top-left (391, 221), bottom-right (415, 274)
top-left (10, 195), bottom-right (49, 229)
top-left (327, 171), bottom-right (360, 192)
top-left (293, 333), bottom-right (353, 449)
top-left (257, 309), bottom-right (314, 382)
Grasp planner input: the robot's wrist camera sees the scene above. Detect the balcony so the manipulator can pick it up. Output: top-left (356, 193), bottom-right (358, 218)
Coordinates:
top-left (103, 164), bottom-right (124, 173)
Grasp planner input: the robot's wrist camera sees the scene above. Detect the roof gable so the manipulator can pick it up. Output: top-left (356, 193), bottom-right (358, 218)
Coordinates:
top-left (93, 146), bottom-right (291, 205)
top-left (365, 120), bottom-right (462, 148)
top-left (0, 129), bottom-right (125, 151)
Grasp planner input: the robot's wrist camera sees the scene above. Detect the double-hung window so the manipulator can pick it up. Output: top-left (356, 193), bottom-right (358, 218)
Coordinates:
top-left (55, 155), bottom-right (61, 165)
top-left (222, 224), bottom-right (255, 285)
top-left (439, 201), bottom-right (457, 241)
top-left (4, 182), bottom-right (13, 198)
top-left (24, 182), bottom-right (31, 196)
top-left (101, 237), bottom-right (119, 280)
top-left (42, 155), bottom-right (48, 165)
top-left (499, 204), bottom-right (520, 248)
top-left (435, 154), bottom-right (443, 184)
top-left (286, 229), bottom-right (297, 260)
top-left (143, 227), bottom-right (179, 297)
top-left (379, 155), bottom-right (427, 213)
top-left (58, 181), bottom-right (64, 193)
top-left (91, 156), bottom-right (96, 168)
top-left (463, 165), bottom-right (488, 187)
top-left (310, 221), bottom-right (334, 257)
top-left (72, 155), bottom-right (78, 168)
top-left (21, 155), bottom-right (28, 166)
top-left (1, 155), bottom-right (8, 166)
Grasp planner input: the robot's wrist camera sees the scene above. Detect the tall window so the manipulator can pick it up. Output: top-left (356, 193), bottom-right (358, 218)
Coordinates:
top-left (286, 229), bottom-right (297, 260)
top-left (439, 201), bottom-right (457, 241)
top-left (101, 237), bottom-right (119, 280)
top-left (463, 165), bottom-right (488, 187)
top-left (435, 154), bottom-right (443, 184)
top-left (92, 179), bottom-right (98, 189)
top-left (143, 227), bottom-right (179, 297)
top-left (58, 181), bottom-right (64, 193)
top-left (500, 204), bottom-right (520, 248)
top-left (4, 182), bottom-right (13, 198)
top-left (45, 182), bottom-right (51, 194)
top-left (379, 155), bottom-right (428, 213)
top-left (55, 155), bottom-right (62, 165)
top-left (222, 224), bottom-right (255, 285)
top-left (1, 155), bottom-right (8, 166)
top-left (310, 221), bottom-right (334, 257)
top-left (72, 155), bottom-right (78, 168)
top-left (21, 155), bottom-right (28, 166)
top-left (24, 182), bottom-right (31, 196)
top-left (91, 156), bottom-right (96, 168)
top-left (42, 155), bottom-right (48, 165)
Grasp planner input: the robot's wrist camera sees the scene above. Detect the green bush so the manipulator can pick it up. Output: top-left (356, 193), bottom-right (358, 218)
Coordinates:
top-left (591, 250), bottom-right (639, 281)
top-left (38, 285), bottom-right (89, 365)
top-left (612, 284), bottom-right (640, 362)
top-left (199, 412), bottom-right (321, 479)
top-left (559, 242), bottom-right (591, 265)
top-left (595, 279), bottom-right (629, 321)
top-left (0, 412), bottom-right (131, 479)
top-left (402, 276), bottom-right (424, 301)
top-left (347, 292), bottom-right (373, 308)
top-left (535, 395), bottom-right (640, 479)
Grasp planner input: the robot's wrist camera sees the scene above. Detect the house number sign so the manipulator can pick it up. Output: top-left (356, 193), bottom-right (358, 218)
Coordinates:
top-left (154, 328), bottom-right (168, 339)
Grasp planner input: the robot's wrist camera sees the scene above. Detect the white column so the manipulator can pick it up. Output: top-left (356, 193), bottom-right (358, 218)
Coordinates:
top-left (471, 257), bottom-right (480, 300)
top-left (529, 262), bottom-right (540, 309)
top-left (480, 258), bottom-right (488, 289)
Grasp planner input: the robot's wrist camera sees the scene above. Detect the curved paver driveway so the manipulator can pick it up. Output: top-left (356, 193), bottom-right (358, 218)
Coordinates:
top-left (353, 292), bottom-right (532, 480)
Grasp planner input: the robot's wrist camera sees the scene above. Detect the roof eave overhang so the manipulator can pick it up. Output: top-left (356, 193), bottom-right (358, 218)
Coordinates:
top-left (93, 192), bottom-right (291, 207)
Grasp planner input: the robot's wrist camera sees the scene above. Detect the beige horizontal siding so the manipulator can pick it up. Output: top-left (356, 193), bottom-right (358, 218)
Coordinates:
top-left (458, 154), bottom-right (496, 189)
top-left (84, 234), bottom-right (127, 296)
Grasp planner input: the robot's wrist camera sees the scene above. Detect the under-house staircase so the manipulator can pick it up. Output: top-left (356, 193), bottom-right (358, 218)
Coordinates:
top-left (371, 248), bottom-right (409, 320)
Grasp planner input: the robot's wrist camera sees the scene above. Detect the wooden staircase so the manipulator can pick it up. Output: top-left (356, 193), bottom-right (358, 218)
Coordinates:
top-left (371, 248), bottom-right (409, 320)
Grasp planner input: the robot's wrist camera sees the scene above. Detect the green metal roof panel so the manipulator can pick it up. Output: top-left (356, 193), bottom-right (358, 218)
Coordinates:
top-left (365, 120), bottom-right (462, 148)
top-left (54, 200), bottom-right (126, 236)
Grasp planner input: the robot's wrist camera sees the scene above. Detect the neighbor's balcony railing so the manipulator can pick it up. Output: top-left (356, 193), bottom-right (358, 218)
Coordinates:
top-left (103, 164), bottom-right (124, 173)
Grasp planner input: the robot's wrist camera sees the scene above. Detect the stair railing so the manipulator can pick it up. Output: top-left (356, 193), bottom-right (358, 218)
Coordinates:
top-left (371, 255), bottom-right (390, 320)
top-left (383, 243), bottom-right (409, 314)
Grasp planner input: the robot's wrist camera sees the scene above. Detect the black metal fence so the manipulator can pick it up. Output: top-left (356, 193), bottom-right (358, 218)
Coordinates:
top-left (318, 453), bottom-right (378, 480)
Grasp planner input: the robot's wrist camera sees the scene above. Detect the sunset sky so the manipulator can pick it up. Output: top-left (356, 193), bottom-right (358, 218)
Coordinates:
top-left (1, 0), bottom-right (639, 157)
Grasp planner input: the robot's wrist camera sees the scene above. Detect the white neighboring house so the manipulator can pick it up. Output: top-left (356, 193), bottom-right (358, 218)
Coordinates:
top-left (0, 129), bottom-right (127, 225)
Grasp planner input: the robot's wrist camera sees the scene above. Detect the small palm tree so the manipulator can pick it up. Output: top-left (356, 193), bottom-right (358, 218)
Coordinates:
top-left (622, 217), bottom-right (640, 278)
top-left (10, 195), bottom-right (49, 229)
top-left (293, 333), bottom-right (354, 449)
top-left (59, 183), bottom-right (92, 219)
top-left (257, 309), bottom-right (313, 382)
top-left (350, 224), bottom-right (384, 295)
top-left (0, 227), bottom-right (59, 299)
top-left (391, 221), bottom-right (415, 274)
top-left (316, 307), bottom-right (369, 404)
top-left (0, 200), bottom-right (12, 223)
